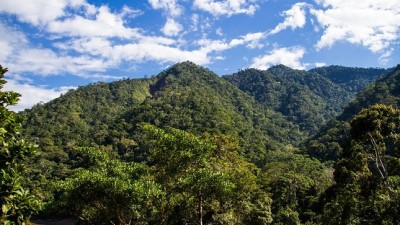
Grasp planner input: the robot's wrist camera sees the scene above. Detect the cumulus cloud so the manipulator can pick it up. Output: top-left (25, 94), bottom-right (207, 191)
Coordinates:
top-left (197, 32), bottom-right (265, 53)
top-left (148, 0), bottom-right (182, 17)
top-left (7, 48), bottom-right (114, 76)
top-left (0, 23), bottom-right (28, 62)
top-left (311, 0), bottom-right (400, 60)
top-left (47, 6), bottom-right (140, 38)
top-left (161, 18), bottom-right (183, 36)
top-left (0, 0), bottom-right (88, 26)
top-left (193, 0), bottom-right (258, 16)
top-left (250, 46), bottom-right (306, 70)
top-left (314, 62), bottom-right (326, 67)
top-left (4, 79), bottom-right (75, 111)
top-left (269, 2), bottom-right (308, 35)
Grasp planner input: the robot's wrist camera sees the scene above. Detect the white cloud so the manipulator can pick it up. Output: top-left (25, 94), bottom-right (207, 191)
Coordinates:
top-left (241, 32), bottom-right (265, 49)
top-left (47, 6), bottom-right (140, 38)
top-left (197, 31), bottom-right (265, 53)
top-left (4, 79), bottom-right (75, 111)
top-left (112, 43), bottom-right (211, 65)
top-left (0, 0), bottom-right (139, 39)
top-left (379, 48), bottom-right (394, 65)
top-left (190, 14), bottom-right (199, 31)
top-left (0, 0), bottom-right (87, 25)
top-left (216, 28), bottom-right (224, 36)
top-left (193, 0), bottom-right (258, 16)
top-left (250, 46), bottom-right (306, 70)
top-left (7, 48), bottom-right (112, 76)
top-left (148, 0), bottom-right (182, 17)
top-left (0, 0), bottom-right (270, 82)
top-left (311, 0), bottom-right (400, 58)
top-left (161, 18), bottom-right (183, 36)
top-left (269, 2), bottom-right (308, 35)
top-left (314, 62), bottom-right (326, 67)
top-left (0, 23), bottom-right (28, 62)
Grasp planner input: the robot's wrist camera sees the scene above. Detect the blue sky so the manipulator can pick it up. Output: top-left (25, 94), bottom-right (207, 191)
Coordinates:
top-left (0, 0), bottom-right (399, 110)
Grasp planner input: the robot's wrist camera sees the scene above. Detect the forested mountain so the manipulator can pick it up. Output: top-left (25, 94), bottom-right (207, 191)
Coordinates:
top-left (306, 65), bottom-right (400, 161)
top-left (21, 62), bottom-right (303, 167)
top-left (4, 62), bottom-right (400, 224)
top-left (223, 65), bottom-right (353, 136)
top-left (309, 65), bottom-right (387, 93)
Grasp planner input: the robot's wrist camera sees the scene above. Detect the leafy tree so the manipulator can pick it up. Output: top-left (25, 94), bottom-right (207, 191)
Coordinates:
top-left (0, 66), bottom-right (42, 224)
top-left (262, 151), bottom-right (333, 224)
top-left (139, 124), bottom-right (273, 224)
top-left (49, 147), bottom-right (164, 225)
top-left (319, 104), bottom-right (400, 224)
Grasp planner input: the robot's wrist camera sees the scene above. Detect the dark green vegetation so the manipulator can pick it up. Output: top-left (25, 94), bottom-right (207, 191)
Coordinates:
top-left (223, 65), bottom-right (351, 135)
top-left (309, 65), bottom-right (387, 93)
top-left (0, 66), bottom-right (42, 224)
top-left (2, 62), bottom-right (400, 224)
top-left (306, 66), bottom-right (400, 162)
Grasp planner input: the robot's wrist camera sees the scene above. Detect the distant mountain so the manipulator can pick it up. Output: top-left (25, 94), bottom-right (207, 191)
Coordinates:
top-left (223, 65), bottom-right (351, 136)
top-left (305, 65), bottom-right (400, 161)
top-left (309, 65), bottom-right (388, 93)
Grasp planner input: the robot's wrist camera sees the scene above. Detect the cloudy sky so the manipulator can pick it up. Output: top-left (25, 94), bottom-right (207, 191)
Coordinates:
top-left (0, 0), bottom-right (399, 110)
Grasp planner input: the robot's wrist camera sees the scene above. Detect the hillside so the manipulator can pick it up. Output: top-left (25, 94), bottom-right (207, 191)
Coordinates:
top-left (309, 65), bottom-right (387, 93)
top-left (305, 65), bottom-right (400, 161)
top-left (223, 65), bottom-right (351, 136)
top-left (10, 62), bottom-right (400, 224)
top-left (21, 62), bottom-right (303, 167)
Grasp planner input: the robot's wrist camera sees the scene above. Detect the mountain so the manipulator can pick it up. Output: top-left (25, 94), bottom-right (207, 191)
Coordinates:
top-left (223, 65), bottom-right (351, 136)
top-left (309, 65), bottom-right (387, 93)
top-left (17, 62), bottom-right (398, 224)
top-left (305, 65), bottom-right (400, 161)
top-left (21, 62), bottom-right (303, 168)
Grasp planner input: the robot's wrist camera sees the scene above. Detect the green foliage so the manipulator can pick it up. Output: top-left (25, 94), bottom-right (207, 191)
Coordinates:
top-left (304, 120), bottom-right (351, 161)
top-left (15, 62), bottom-right (400, 224)
top-left (49, 147), bottom-right (163, 224)
top-left (262, 151), bottom-right (333, 224)
top-left (309, 65), bottom-right (387, 93)
top-left (318, 105), bottom-right (400, 224)
top-left (341, 65), bottom-right (400, 120)
top-left (224, 65), bottom-right (351, 136)
top-left (127, 62), bottom-right (302, 164)
top-left (0, 66), bottom-right (42, 224)
top-left (139, 124), bottom-right (273, 224)
top-left (304, 66), bottom-right (399, 162)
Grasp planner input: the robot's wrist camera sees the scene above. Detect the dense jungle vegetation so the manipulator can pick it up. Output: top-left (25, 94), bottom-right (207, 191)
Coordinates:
top-left (1, 62), bottom-right (400, 225)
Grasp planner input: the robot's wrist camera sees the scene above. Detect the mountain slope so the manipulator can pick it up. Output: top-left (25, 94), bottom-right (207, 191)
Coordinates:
top-left (21, 78), bottom-right (152, 149)
top-left (21, 62), bottom-right (303, 167)
top-left (223, 65), bottom-right (351, 136)
top-left (124, 62), bottom-right (303, 163)
top-left (305, 65), bottom-right (400, 161)
top-left (309, 65), bottom-right (387, 93)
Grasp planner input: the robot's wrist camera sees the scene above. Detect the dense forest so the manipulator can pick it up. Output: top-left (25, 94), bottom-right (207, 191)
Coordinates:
top-left (1, 62), bottom-right (400, 225)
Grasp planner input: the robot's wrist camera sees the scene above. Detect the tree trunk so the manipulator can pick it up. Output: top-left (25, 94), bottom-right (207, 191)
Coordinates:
top-left (198, 191), bottom-right (203, 225)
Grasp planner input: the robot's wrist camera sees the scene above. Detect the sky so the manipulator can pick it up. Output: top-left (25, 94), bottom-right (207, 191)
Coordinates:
top-left (0, 0), bottom-right (399, 111)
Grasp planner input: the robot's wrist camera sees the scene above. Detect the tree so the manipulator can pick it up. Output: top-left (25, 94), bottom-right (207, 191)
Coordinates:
top-left (319, 104), bottom-right (400, 224)
top-left (139, 124), bottom-right (273, 224)
top-left (49, 147), bottom-right (164, 225)
top-left (0, 66), bottom-right (42, 224)
top-left (262, 151), bottom-right (333, 224)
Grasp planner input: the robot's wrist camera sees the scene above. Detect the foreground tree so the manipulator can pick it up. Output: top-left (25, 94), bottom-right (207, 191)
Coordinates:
top-left (49, 147), bottom-right (164, 224)
top-left (140, 124), bottom-right (273, 224)
top-left (319, 104), bottom-right (400, 224)
top-left (0, 66), bottom-right (42, 224)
